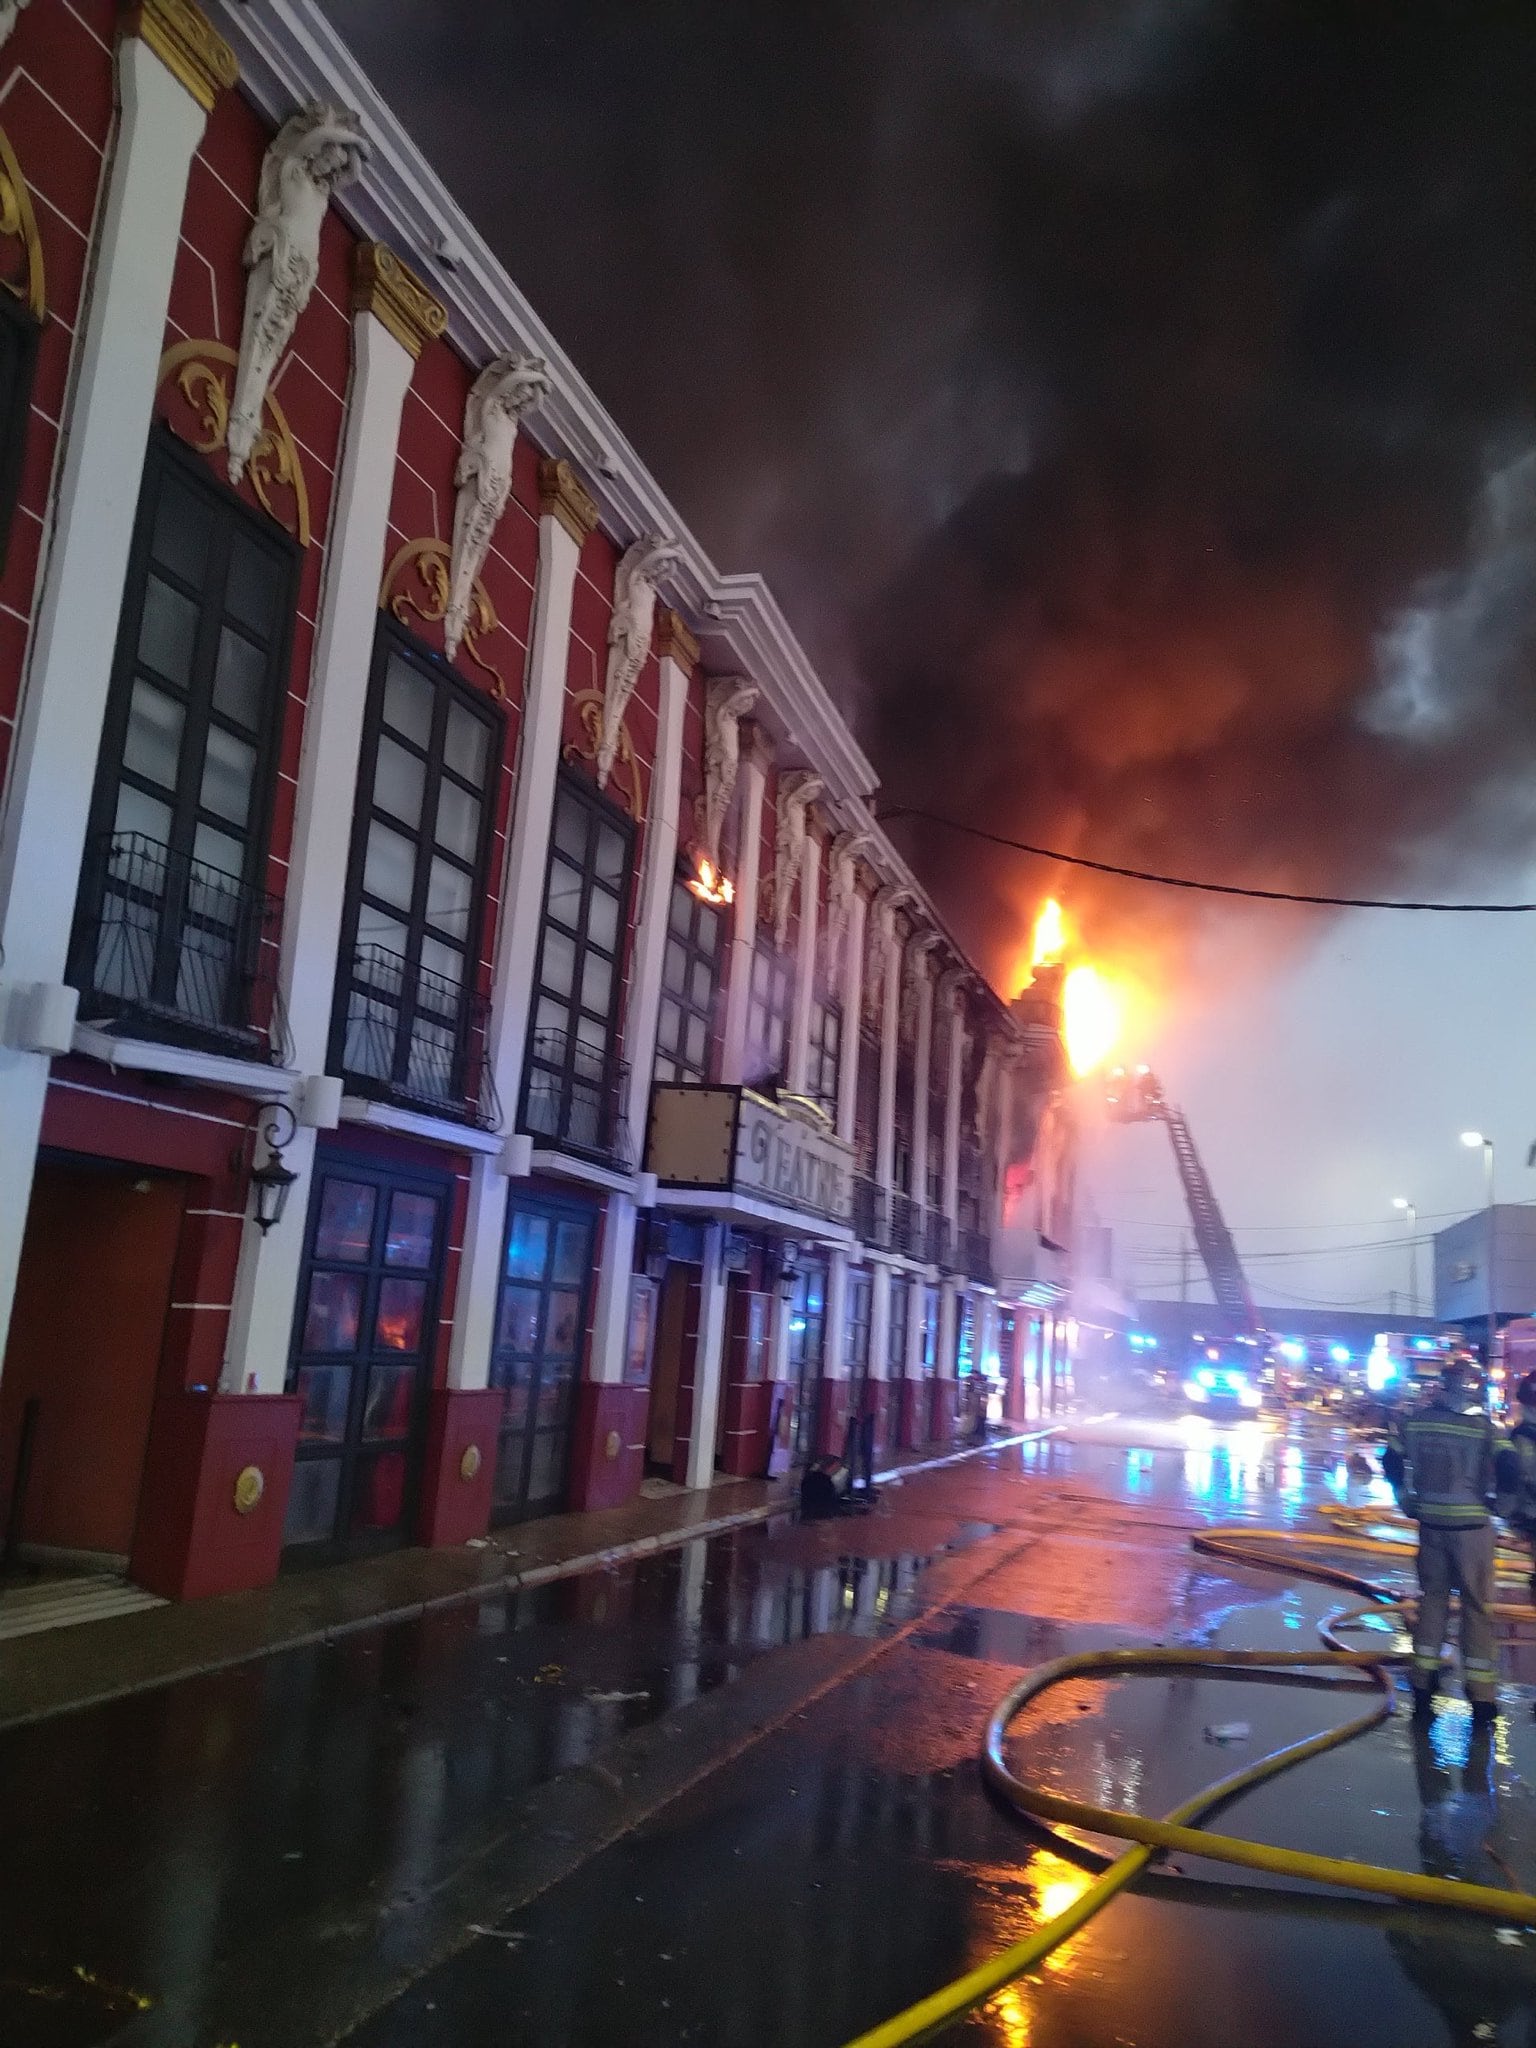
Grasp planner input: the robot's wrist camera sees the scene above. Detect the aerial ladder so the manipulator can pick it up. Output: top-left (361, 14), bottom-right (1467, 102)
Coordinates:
top-left (1104, 1065), bottom-right (1259, 1334)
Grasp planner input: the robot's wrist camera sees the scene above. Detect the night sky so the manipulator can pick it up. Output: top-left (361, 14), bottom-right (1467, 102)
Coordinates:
top-left (321, 0), bottom-right (1536, 1319)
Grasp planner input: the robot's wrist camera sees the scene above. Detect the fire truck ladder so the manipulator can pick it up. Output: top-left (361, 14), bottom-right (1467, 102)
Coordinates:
top-left (1106, 1068), bottom-right (1259, 1333)
top-left (1159, 1101), bottom-right (1258, 1332)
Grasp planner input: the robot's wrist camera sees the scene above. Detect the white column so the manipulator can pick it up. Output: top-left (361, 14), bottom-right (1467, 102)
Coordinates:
top-left (720, 732), bottom-right (767, 1085)
top-left (0, 25), bottom-right (223, 1374)
top-left (868, 1260), bottom-right (891, 1386)
top-left (619, 614), bottom-right (693, 1153)
top-left (874, 905), bottom-right (901, 1192)
top-left (684, 1222), bottom-right (729, 1490)
top-left (835, 887), bottom-right (866, 1147)
top-left (787, 829), bottom-right (821, 1094)
top-left (942, 984), bottom-right (965, 1227)
top-left (448, 465), bottom-right (597, 1391)
top-left (586, 1191), bottom-right (638, 1389)
top-left (224, 278), bottom-right (426, 1395)
top-left (911, 949), bottom-right (935, 1213)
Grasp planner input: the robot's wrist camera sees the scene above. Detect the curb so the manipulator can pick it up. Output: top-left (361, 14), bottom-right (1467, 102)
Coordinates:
top-left (0, 1428), bottom-right (1052, 1732)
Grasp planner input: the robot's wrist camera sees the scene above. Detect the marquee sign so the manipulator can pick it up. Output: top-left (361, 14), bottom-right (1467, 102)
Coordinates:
top-left (645, 1085), bottom-right (855, 1227)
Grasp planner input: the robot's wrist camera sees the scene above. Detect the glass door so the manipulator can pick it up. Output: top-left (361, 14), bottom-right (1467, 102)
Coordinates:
top-left (490, 1195), bottom-right (597, 1520)
top-left (284, 1159), bottom-right (447, 1560)
top-left (788, 1259), bottom-right (828, 1462)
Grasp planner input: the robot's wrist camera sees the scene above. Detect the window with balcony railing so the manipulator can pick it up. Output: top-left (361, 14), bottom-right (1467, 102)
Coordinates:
top-left (333, 623), bottom-right (501, 1126)
top-left (72, 429), bottom-right (299, 1057)
top-left (522, 771), bottom-right (635, 1162)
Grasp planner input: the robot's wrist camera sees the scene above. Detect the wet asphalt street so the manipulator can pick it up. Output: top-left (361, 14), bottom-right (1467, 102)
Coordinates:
top-left (6, 1409), bottom-right (1536, 2047)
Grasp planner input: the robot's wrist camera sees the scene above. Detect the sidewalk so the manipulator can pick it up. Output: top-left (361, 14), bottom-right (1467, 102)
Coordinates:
top-left (0, 1424), bottom-right (1055, 1733)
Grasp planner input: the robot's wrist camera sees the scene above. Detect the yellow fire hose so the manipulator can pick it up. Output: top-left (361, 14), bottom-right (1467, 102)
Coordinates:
top-left (841, 1518), bottom-right (1536, 2048)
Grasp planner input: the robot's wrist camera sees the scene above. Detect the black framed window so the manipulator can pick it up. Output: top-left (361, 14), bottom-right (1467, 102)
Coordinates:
top-left (806, 996), bottom-right (841, 1115)
top-left (72, 428), bottom-right (298, 1052)
top-left (333, 622), bottom-right (500, 1122)
top-left (0, 291), bottom-right (39, 574)
top-left (654, 877), bottom-right (722, 1086)
top-left (746, 945), bottom-right (791, 1085)
top-left (523, 772), bottom-right (634, 1157)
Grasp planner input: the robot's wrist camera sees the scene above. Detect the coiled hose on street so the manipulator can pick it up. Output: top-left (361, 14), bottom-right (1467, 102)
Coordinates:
top-left (842, 1510), bottom-right (1536, 2048)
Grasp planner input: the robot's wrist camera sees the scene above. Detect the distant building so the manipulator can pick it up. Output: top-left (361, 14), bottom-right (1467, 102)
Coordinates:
top-left (1433, 1207), bottom-right (1536, 1344)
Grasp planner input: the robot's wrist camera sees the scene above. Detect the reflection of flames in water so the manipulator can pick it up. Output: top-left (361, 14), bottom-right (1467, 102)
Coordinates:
top-left (955, 1849), bottom-right (1098, 2040)
top-left (1018, 897), bottom-right (1127, 1078)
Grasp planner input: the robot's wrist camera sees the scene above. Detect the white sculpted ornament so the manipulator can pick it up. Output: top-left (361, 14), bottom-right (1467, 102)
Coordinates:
top-left (228, 104), bottom-right (369, 485)
top-left (772, 771), bottom-right (824, 950)
top-left (823, 830), bottom-right (871, 988)
top-left (701, 676), bottom-right (758, 869)
top-left (445, 353), bottom-right (549, 662)
top-left (0, 0), bottom-right (32, 51)
top-left (599, 534), bottom-right (678, 788)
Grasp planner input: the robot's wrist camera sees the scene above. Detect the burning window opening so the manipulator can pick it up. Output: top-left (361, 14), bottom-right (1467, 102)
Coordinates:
top-left (686, 856), bottom-right (735, 907)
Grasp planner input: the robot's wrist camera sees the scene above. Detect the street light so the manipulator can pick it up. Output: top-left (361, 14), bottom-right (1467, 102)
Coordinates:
top-left (1392, 1198), bottom-right (1418, 1319)
top-left (1460, 1132), bottom-right (1497, 1359)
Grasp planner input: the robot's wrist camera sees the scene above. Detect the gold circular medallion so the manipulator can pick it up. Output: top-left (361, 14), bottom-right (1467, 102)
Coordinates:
top-left (233, 1464), bottom-right (265, 1515)
top-left (459, 1443), bottom-right (482, 1482)
top-left (604, 1429), bottom-right (623, 1462)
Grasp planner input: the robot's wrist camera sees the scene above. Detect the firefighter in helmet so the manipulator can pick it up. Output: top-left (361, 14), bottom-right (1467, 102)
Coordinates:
top-left (1382, 1348), bottom-right (1500, 1722)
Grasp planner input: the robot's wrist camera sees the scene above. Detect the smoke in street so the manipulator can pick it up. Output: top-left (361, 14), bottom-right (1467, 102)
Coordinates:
top-left (319, 0), bottom-right (1536, 989)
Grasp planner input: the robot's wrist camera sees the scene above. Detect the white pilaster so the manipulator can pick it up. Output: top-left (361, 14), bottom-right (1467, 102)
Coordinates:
top-left (943, 987), bottom-right (965, 1226)
top-left (787, 829), bottom-right (821, 1094)
top-left (450, 471), bottom-right (595, 1388)
top-left (868, 1260), bottom-right (891, 1385)
top-left (224, 299), bottom-right (420, 1395)
top-left (0, 30), bottom-right (215, 1374)
top-left (835, 887), bottom-right (866, 1147)
top-left (587, 1190), bottom-right (637, 1388)
top-left (720, 736), bottom-right (767, 1085)
top-left (912, 950), bottom-right (935, 1210)
top-left (874, 907), bottom-right (901, 1191)
top-left (619, 621), bottom-right (692, 1154)
top-left (684, 1222), bottom-right (728, 1489)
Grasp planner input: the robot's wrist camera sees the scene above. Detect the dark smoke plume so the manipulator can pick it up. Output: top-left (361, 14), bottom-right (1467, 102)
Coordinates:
top-left (321, 0), bottom-right (1536, 988)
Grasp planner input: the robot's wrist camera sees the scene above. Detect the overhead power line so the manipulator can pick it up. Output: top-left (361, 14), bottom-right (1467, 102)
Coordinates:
top-left (876, 808), bottom-right (1536, 912)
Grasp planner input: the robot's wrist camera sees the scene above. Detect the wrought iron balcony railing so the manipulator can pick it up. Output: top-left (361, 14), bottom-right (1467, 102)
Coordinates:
top-left (957, 1225), bottom-right (994, 1285)
top-left (340, 942), bottom-right (501, 1130)
top-left (890, 1190), bottom-right (920, 1258)
top-left (72, 830), bottom-right (289, 1062)
top-left (521, 1026), bottom-right (633, 1168)
top-left (852, 1174), bottom-right (888, 1248)
top-left (926, 1211), bottom-right (954, 1268)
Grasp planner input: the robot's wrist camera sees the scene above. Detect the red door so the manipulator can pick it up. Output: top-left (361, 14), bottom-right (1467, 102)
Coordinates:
top-left (0, 1158), bottom-right (185, 1558)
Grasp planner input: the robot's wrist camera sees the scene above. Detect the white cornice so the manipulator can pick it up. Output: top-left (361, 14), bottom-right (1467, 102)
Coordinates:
top-left (209, 3), bottom-right (1013, 1032)
top-left (210, 0), bottom-right (875, 807)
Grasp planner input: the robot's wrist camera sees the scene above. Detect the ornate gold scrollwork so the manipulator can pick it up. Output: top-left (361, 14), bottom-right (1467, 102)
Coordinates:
top-left (155, 339), bottom-right (312, 545)
top-left (378, 536), bottom-right (507, 699)
top-left (0, 123), bottom-right (44, 318)
top-left (564, 688), bottom-right (647, 823)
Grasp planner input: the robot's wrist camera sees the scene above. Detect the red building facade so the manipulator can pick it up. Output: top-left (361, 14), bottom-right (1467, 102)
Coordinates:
top-left (0, 0), bottom-right (1067, 1603)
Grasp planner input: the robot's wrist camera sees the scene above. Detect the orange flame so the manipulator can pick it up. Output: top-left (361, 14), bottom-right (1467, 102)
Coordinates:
top-left (1029, 897), bottom-right (1066, 971)
top-left (1062, 963), bottom-right (1122, 1078)
top-left (686, 856), bottom-right (735, 907)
